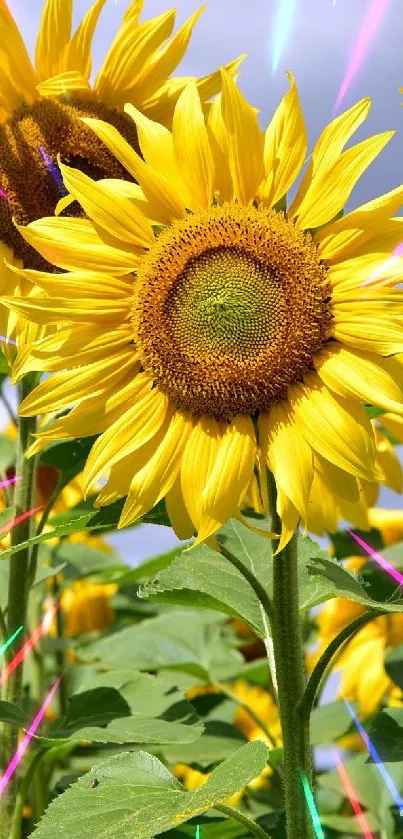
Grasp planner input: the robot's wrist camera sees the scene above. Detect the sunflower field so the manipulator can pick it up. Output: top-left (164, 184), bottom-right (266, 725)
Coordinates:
top-left (1, 0), bottom-right (403, 837)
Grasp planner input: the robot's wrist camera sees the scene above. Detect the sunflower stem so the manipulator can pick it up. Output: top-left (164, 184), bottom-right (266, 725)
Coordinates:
top-left (0, 377), bottom-right (37, 839)
top-left (267, 472), bottom-right (314, 839)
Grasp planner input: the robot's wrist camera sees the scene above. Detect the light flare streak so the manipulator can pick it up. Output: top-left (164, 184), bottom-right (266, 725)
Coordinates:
top-left (333, 0), bottom-right (392, 114)
top-left (0, 625), bottom-right (23, 658)
top-left (341, 693), bottom-right (403, 816)
top-left (271, 0), bottom-right (297, 74)
top-left (0, 336), bottom-right (17, 345)
top-left (347, 529), bottom-right (403, 588)
top-left (0, 674), bottom-right (63, 798)
top-left (0, 505), bottom-right (44, 536)
top-left (332, 750), bottom-right (374, 839)
top-left (0, 601), bottom-right (59, 687)
top-left (0, 476), bottom-right (20, 490)
top-left (299, 769), bottom-right (325, 839)
top-left (0, 187), bottom-right (9, 202)
top-left (363, 242), bottom-right (403, 286)
top-left (38, 145), bottom-right (66, 193)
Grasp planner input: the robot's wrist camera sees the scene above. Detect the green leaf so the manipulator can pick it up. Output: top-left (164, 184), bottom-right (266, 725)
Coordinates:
top-left (161, 721), bottom-right (247, 767)
top-left (39, 437), bottom-right (97, 485)
top-left (0, 434), bottom-right (16, 473)
top-left (318, 753), bottom-right (400, 835)
top-left (56, 687), bottom-right (131, 734)
top-left (55, 542), bottom-right (126, 582)
top-left (364, 404), bottom-right (387, 420)
top-left (369, 708), bottom-right (403, 762)
top-left (49, 671), bottom-right (204, 747)
top-left (141, 520), bottom-right (403, 633)
top-left (319, 814), bottom-right (380, 833)
top-left (0, 701), bottom-right (30, 728)
top-left (311, 701), bottom-right (357, 745)
top-left (385, 644), bottom-right (403, 690)
top-left (77, 610), bottom-right (244, 682)
top-left (0, 547), bottom-right (66, 609)
top-left (329, 527), bottom-right (384, 560)
top-left (31, 742), bottom-right (270, 839)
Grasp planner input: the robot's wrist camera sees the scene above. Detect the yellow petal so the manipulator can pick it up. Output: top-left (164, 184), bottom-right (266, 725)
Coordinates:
top-left (59, 161), bottom-right (154, 249)
top-left (20, 352), bottom-right (136, 416)
top-left (36, 70), bottom-right (91, 97)
top-left (165, 475), bottom-right (195, 540)
top-left (64, 0), bottom-right (107, 78)
top-left (182, 415), bottom-right (256, 545)
top-left (328, 253), bottom-right (403, 293)
top-left (314, 453), bottom-right (360, 504)
top-left (94, 9), bottom-right (175, 106)
top-left (275, 485), bottom-right (300, 553)
top-left (315, 345), bottom-right (403, 416)
top-left (293, 131), bottom-right (394, 230)
top-left (1, 293), bottom-right (129, 325)
top-left (259, 403), bottom-right (313, 520)
top-left (83, 116), bottom-right (186, 224)
top-left (373, 427), bottom-right (403, 495)
top-left (0, 0), bottom-right (38, 105)
top-left (16, 217), bottom-right (141, 274)
top-left (260, 72), bottom-right (307, 209)
top-left (207, 93), bottom-right (233, 202)
top-left (380, 413), bottom-right (403, 444)
top-left (7, 265), bottom-right (132, 299)
top-left (35, 0), bottom-right (73, 80)
top-left (316, 185), bottom-right (403, 262)
top-left (131, 5), bottom-right (205, 105)
top-left (289, 98), bottom-right (371, 219)
top-left (220, 68), bottom-right (263, 205)
top-left (84, 386), bottom-right (169, 491)
top-left (332, 313), bottom-right (403, 355)
top-left (290, 373), bottom-right (380, 482)
top-left (172, 82), bottom-right (215, 210)
top-left (120, 410), bottom-right (193, 528)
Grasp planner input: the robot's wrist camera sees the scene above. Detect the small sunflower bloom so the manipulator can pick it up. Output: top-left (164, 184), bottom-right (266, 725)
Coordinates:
top-left (0, 0), bottom-right (241, 360)
top-left (5, 73), bottom-right (403, 548)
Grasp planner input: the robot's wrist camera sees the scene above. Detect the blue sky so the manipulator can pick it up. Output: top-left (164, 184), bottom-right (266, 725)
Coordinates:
top-left (4, 0), bottom-right (403, 566)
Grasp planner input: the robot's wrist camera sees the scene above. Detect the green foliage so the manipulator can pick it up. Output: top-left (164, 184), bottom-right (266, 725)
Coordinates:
top-left (310, 700), bottom-right (357, 745)
top-left (0, 433), bottom-right (16, 472)
top-left (369, 708), bottom-right (403, 761)
top-left (31, 743), bottom-right (269, 838)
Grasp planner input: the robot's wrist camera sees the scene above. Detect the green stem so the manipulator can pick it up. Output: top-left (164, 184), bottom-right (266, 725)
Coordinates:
top-left (0, 378), bottom-right (37, 839)
top-left (298, 609), bottom-right (386, 723)
top-left (28, 473), bottom-right (65, 589)
top-left (215, 802), bottom-right (272, 838)
top-left (50, 572), bottom-right (68, 718)
top-left (9, 749), bottom-right (46, 839)
top-left (267, 472), bottom-right (313, 839)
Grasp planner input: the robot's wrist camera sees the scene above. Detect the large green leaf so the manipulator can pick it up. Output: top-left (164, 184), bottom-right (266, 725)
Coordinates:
top-left (48, 671), bottom-right (204, 747)
top-left (76, 610), bottom-right (244, 682)
top-left (369, 708), bottom-right (403, 762)
top-left (140, 520), bottom-right (403, 636)
top-left (161, 721), bottom-right (247, 767)
top-left (31, 742), bottom-right (269, 839)
top-left (39, 437), bottom-right (97, 486)
top-left (311, 701), bottom-right (357, 746)
top-left (55, 542), bottom-right (126, 582)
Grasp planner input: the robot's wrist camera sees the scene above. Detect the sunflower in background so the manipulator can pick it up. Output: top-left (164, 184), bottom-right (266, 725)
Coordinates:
top-left (6, 74), bottom-right (403, 550)
top-left (313, 547), bottom-right (403, 718)
top-left (0, 0), bottom-right (242, 361)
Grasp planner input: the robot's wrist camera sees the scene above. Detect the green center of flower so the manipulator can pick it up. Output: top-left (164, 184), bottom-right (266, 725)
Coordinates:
top-left (132, 203), bottom-right (332, 419)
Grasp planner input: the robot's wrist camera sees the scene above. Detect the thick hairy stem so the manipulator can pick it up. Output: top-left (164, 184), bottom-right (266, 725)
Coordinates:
top-left (267, 472), bottom-right (314, 839)
top-left (0, 379), bottom-right (37, 839)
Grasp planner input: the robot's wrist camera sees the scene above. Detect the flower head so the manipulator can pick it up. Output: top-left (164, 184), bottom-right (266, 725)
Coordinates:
top-left (5, 73), bottom-right (403, 548)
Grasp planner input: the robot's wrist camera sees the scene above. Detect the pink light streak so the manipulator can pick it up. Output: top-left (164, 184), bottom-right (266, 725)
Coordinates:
top-left (363, 241), bottom-right (403, 287)
top-left (0, 601), bottom-right (60, 688)
top-left (0, 335), bottom-right (17, 345)
top-left (333, 0), bottom-right (392, 114)
top-left (0, 187), bottom-right (9, 203)
top-left (332, 750), bottom-right (374, 839)
top-left (347, 529), bottom-right (403, 587)
top-left (0, 674), bottom-right (63, 799)
top-left (0, 504), bottom-right (43, 536)
top-left (0, 476), bottom-right (20, 490)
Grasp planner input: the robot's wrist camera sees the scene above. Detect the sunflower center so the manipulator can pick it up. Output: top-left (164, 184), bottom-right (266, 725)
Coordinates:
top-left (0, 94), bottom-right (139, 270)
top-left (132, 203), bottom-right (332, 419)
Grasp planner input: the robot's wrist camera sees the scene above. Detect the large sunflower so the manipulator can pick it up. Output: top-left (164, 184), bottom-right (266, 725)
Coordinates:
top-left (0, 0), bottom-right (241, 353)
top-left (4, 73), bottom-right (403, 549)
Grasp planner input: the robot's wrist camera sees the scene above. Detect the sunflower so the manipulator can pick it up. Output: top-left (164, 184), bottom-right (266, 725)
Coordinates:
top-left (0, 0), bottom-right (241, 358)
top-left (4, 73), bottom-right (403, 549)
